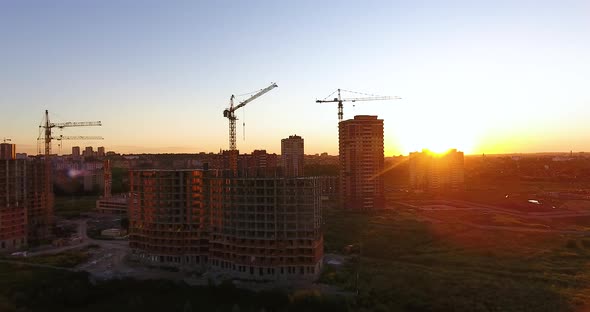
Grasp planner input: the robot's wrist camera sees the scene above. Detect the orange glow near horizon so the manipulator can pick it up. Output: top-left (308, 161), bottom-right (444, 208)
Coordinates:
top-left (395, 127), bottom-right (477, 156)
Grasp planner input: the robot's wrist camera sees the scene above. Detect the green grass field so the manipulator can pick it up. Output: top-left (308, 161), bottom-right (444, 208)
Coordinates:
top-left (54, 196), bottom-right (98, 218)
top-left (0, 262), bottom-right (347, 312)
top-left (3, 201), bottom-right (590, 311)
top-left (321, 207), bottom-right (590, 311)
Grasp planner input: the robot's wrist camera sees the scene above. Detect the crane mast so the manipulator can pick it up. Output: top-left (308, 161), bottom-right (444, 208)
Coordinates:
top-left (37, 109), bottom-right (103, 234)
top-left (38, 110), bottom-right (102, 156)
top-left (223, 82), bottom-right (278, 151)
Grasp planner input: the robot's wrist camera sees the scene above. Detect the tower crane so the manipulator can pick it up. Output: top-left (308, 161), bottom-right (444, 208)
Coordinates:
top-left (223, 82), bottom-right (278, 151)
top-left (316, 89), bottom-right (401, 122)
top-left (37, 110), bottom-right (103, 219)
top-left (38, 110), bottom-right (102, 156)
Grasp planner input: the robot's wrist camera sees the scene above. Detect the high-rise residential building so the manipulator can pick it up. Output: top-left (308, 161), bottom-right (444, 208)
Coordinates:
top-left (281, 135), bottom-right (304, 177)
top-left (72, 146), bottom-right (81, 158)
top-left (97, 146), bottom-right (105, 158)
top-left (0, 143), bottom-right (16, 161)
top-left (83, 146), bottom-right (94, 158)
top-left (409, 149), bottom-right (465, 192)
top-left (0, 144), bottom-right (51, 252)
top-left (338, 115), bottom-right (385, 210)
top-left (128, 169), bottom-right (323, 280)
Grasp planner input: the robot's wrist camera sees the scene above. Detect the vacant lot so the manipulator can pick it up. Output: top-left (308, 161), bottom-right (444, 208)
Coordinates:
top-left (54, 196), bottom-right (98, 218)
top-left (322, 207), bottom-right (590, 311)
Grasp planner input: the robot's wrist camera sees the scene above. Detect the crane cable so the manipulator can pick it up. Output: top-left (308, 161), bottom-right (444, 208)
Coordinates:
top-left (320, 89), bottom-right (388, 101)
top-left (320, 90), bottom-right (338, 101)
top-left (235, 86), bottom-right (266, 99)
top-left (339, 89), bottom-right (387, 97)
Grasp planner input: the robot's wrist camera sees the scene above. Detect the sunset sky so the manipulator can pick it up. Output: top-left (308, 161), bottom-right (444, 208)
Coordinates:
top-left (1, 1), bottom-right (589, 156)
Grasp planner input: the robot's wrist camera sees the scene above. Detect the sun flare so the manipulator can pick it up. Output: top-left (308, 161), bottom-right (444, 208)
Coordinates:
top-left (396, 127), bottom-right (477, 155)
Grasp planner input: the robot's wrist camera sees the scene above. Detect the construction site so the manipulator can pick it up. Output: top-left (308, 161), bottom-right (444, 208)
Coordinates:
top-left (1, 83), bottom-right (397, 285)
top-left (126, 83), bottom-right (327, 281)
top-left (0, 142), bottom-right (51, 251)
top-left (128, 169), bottom-right (323, 280)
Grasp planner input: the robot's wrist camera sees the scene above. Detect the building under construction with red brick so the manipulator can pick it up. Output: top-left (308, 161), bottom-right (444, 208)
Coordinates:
top-left (208, 177), bottom-right (323, 280)
top-left (0, 143), bottom-right (51, 252)
top-left (128, 169), bottom-right (323, 281)
top-left (128, 170), bottom-right (211, 269)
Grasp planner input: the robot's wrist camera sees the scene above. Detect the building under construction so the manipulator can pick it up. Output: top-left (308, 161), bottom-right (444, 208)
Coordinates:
top-left (128, 170), bottom-right (212, 269)
top-left (128, 169), bottom-right (323, 280)
top-left (209, 176), bottom-right (323, 280)
top-left (0, 143), bottom-right (51, 252)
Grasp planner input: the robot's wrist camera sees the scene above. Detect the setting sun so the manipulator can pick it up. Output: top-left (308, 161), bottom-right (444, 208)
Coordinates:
top-left (396, 126), bottom-right (477, 155)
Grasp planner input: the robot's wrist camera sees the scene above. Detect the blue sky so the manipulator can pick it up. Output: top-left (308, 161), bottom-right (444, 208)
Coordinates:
top-left (1, 1), bottom-right (589, 155)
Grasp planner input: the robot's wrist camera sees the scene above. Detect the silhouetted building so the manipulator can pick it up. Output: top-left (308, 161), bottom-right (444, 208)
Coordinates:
top-left (238, 150), bottom-right (279, 177)
top-left (409, 149), bottom-right (465, 192)
top-left (0, 143), bottom-right (16, 161)
top-left (222, 150), bottom-right (239, 176)
top-left (16, 153), bottom-right (27, 160)
top-left (338, 115), bottom-right (385, 210)
top-left (72, 146), bottom-right (80, 158)
top-left (0, 145), bottom-right (50, 252)
top-left (97, 146), bottom-right (105, 158)
top-left (83, 146), bottom-right (93, 158)
top-left (281, 135), bottom-right (304, 177)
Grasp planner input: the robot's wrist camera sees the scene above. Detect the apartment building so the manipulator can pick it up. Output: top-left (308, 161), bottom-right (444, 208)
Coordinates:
top-left (0, 143), bottom-right (15, 160)
top-left (409, 149), bottom-right (465, 192)
top-left (281, 135), bottom-right (304, 177)
top-left (338, 115), bottom-right (385, 210)
top-left (72, 146), bottom-right (80, 159)
top-left (238, 150), bottom-right (279, 177)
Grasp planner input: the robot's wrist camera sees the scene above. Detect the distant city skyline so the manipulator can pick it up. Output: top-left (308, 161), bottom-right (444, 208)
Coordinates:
top-left (1, 1), bottom-right (589, 156)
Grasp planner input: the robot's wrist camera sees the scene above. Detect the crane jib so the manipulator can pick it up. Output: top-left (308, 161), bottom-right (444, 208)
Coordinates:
top-left (224, 82), bottom-right (278, 151)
